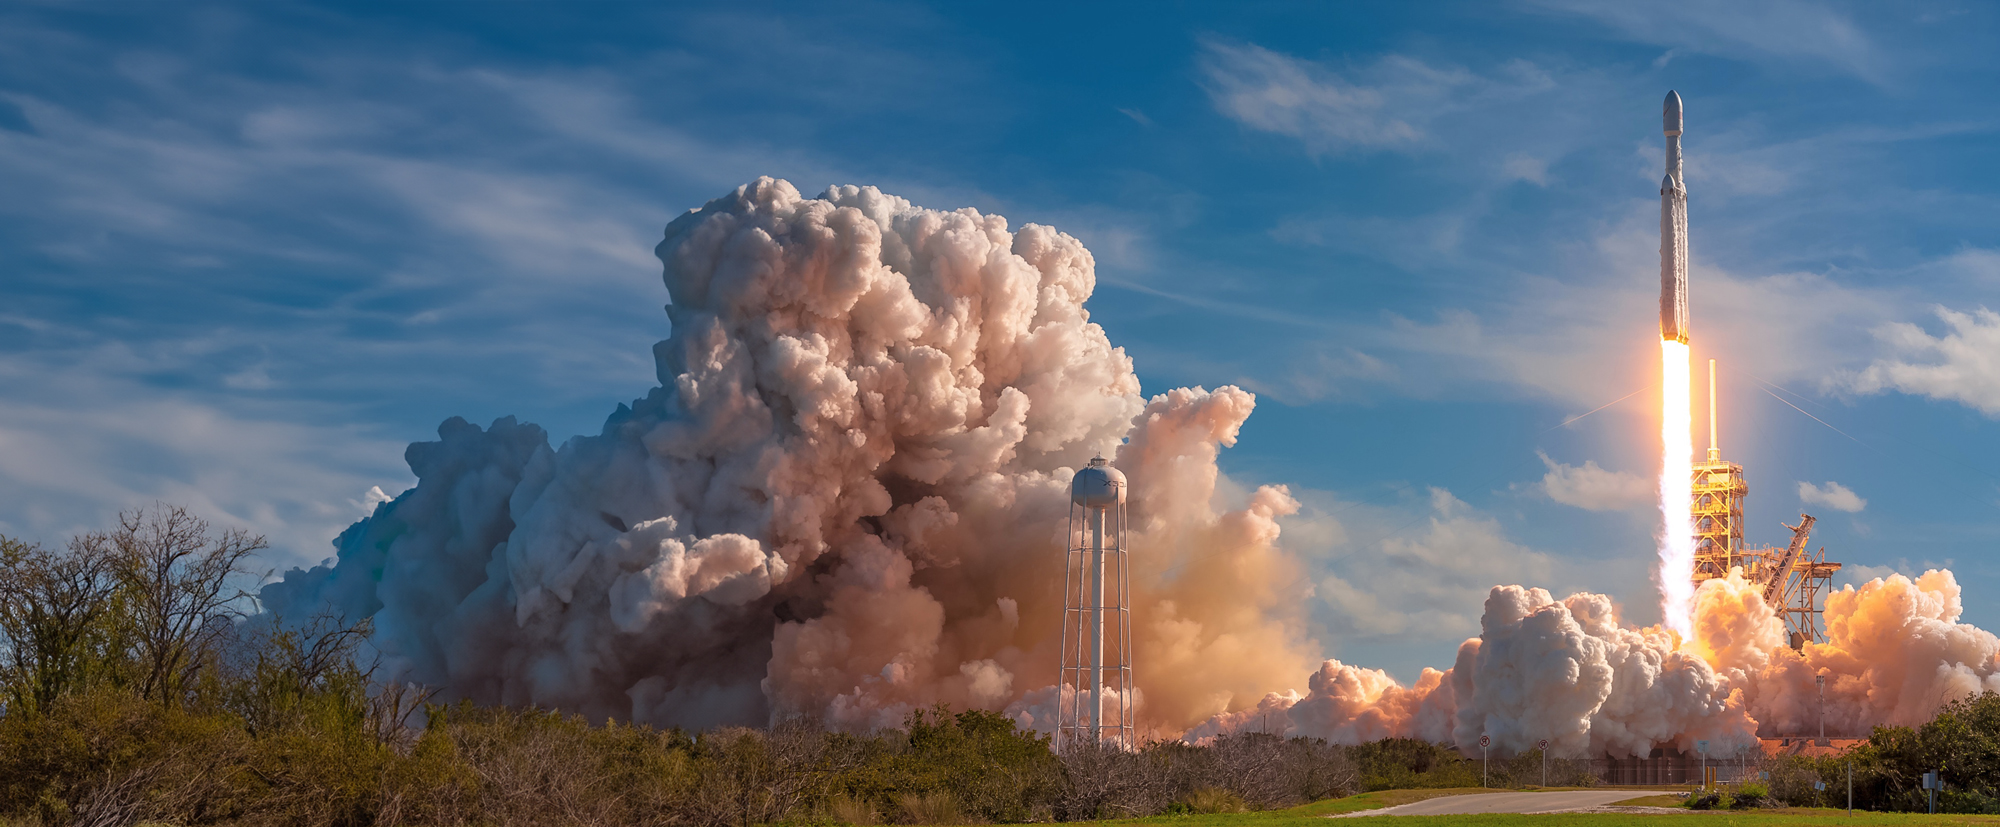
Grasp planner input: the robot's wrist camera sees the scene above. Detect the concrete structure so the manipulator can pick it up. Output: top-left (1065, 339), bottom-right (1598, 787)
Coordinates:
top-left (1057, 456), bottom-right (1133, 750)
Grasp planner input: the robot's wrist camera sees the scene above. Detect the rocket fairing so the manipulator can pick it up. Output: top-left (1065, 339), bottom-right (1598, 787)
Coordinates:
top-left (1660, 90), bottom-right (1690, 344)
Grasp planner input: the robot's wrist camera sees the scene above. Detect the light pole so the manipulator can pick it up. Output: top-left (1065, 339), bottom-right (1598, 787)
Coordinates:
top-left (1815, 674), bottom-right (1826, 743)
top-left (1696, 740), bottom-right (1709, 790)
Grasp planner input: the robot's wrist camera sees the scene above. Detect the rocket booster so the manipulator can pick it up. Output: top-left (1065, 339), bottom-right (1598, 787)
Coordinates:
top-left (1660, 90), bottom-right (1689, 344)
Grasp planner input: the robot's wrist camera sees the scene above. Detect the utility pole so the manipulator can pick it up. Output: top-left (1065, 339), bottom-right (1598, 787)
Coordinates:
top-left (1846, 762), bottom-right (1852, 815)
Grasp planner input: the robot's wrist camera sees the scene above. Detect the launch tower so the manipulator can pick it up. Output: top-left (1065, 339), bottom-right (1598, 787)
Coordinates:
top-left (1057, 457), bottom-right (1134, 750)
top-left (1692, 360), bottom-right (1746, 580)
top-left (1689, 362), bottom-right (1843, 648)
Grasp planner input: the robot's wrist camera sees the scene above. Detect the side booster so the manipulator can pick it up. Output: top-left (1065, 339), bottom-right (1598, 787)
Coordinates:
top-left (1660, 90), bottom-right (1690, 344)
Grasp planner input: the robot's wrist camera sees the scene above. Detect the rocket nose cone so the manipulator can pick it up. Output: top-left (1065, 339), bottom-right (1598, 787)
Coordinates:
top-left (1664, 90), bottom-right (1683, 133)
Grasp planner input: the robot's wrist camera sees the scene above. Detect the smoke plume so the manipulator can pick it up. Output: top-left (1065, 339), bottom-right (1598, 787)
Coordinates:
top-left (261, 178), bottom-right (1317, 734)
top-left (265, 178), bottom-right (2000, 751)
top-left (1199, 568), bottom-right (2000, 756)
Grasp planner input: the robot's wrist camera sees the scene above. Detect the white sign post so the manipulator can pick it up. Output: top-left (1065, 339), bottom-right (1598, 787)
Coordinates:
top-left (1479, 735), bottom-right (1490, 788)
top-left (1539, 739), bottom-right (1550, 787)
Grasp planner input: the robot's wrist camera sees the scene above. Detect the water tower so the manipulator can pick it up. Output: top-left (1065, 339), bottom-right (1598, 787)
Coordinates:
top-left (1057, 456), bottom-right (1133, 750)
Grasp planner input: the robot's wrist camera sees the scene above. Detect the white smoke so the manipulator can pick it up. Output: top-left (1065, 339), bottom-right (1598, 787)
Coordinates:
top-left (262, 177), bottom-right (2000, 752)
top-left (262, 178), bottom-right (1318, 733)
top-left (1199, 568), bottom-right (2000, 756)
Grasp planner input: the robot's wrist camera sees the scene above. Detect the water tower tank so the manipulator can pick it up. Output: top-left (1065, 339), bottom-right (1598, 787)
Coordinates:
top-left (1070, 457), bottom-right (1126, 507)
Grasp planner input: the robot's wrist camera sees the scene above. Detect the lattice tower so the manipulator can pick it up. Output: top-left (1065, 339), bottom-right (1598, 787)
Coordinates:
top-left (1689, 361), bottom-right (1843, 648)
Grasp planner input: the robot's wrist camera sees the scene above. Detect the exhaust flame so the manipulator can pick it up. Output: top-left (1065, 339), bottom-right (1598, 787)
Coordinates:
top-left (1659, 340), bottom-right (1695, 637)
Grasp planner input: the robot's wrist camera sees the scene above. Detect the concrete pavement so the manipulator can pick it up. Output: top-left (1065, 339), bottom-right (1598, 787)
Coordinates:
top-left (1331, 790), bottom-right (1667, 816)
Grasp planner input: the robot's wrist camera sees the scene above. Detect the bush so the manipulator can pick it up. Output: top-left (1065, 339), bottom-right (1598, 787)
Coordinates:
top-left (1180, 787), bottom-right (1246, 814)
top-left (1346, 738), bottom-right (1477, 790)
top-left (1731, 781), bottom-right (1771, 809)
top-left (896, 791), bottom-right (965, 825)
top-left (828, 793), bottom-right (879, 825)
top-left (1686, 791), bottom-right (1728, 810)
top-left (1764, 756), bottom-right (1825, 806)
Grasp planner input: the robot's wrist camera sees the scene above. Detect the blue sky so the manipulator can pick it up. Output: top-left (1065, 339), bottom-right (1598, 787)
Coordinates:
top-left (4, 0), bottom-right (1998, 681)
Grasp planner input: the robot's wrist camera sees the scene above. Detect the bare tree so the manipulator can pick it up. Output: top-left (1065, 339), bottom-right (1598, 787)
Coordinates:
top-left (228, 612), bottom-right (377, 734)
top-left (97, 505), bottom-right (265, 706)
top-left (0, 534), bottom-right (120, 715)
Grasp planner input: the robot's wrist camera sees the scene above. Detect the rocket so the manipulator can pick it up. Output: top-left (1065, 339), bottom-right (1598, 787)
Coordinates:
top-left (1660, 90), bottom-right (1689, 344)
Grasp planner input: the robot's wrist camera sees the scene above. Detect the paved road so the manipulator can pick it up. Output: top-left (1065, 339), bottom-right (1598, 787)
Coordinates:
top-left (1338, 790), bottom-right (1653, 816)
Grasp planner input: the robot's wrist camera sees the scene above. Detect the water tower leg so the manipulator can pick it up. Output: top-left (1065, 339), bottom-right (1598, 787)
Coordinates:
top-left (1089, 506), bottom-right (1104, 744)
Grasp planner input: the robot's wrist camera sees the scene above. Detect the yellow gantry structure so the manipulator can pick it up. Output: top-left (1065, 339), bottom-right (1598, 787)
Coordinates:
top-left (1688, 361), bottom-right (1843, 648)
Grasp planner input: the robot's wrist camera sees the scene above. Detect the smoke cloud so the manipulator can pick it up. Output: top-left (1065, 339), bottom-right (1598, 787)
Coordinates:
top-left (262, 178), bottom-right (1317, 734)
top-left (264, 178), bottom-right (2000, 751)
top-left (1199, 568), bottom-right (2000, 756)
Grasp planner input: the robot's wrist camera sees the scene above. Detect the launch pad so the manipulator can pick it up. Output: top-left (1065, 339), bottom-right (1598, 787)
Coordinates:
top-left (1688, 361), bottom-right (1843, 648)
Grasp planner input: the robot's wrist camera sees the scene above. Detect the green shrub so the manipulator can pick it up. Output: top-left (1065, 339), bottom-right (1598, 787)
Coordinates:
top-left (1731, 780), bottom-right (1770, 809)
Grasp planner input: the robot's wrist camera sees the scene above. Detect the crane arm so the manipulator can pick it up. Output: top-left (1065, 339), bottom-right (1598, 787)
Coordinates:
top-left (1762, 514), bottom-right (1816, 605)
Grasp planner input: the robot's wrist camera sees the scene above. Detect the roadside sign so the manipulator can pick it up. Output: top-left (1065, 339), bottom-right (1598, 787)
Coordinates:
top-left (1696, 739), bottom-right (1709, 754)
top-left (1815, 781), bottom-right (1827, 791)
top-left (1479, 735), bottom-right (1490, 748)
top-left (1538, 739), bottom-right (1549, 750)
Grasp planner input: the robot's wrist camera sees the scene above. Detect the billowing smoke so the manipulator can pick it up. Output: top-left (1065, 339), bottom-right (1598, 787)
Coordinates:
top-left (1198, 568), bottom-right (2000, 755)
top-left (265, 178), bottom-right (2000, 751)
top-left (261, 177), bottom-right (1318, 734)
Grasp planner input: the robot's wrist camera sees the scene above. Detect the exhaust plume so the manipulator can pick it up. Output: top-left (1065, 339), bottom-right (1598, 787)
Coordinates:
top-left (1197, 567), bottom-right (2000, 755)
top-left (261, 178), bottom-right (1318, 733)
top-left (1658, 340), bottom-right (1695, 637)
top-left (261, 178), bottom-right (2000, 753)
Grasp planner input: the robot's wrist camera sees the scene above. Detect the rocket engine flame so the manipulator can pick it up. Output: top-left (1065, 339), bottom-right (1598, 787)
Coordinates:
top-left (1659, 340), bottom-right (1695, 637)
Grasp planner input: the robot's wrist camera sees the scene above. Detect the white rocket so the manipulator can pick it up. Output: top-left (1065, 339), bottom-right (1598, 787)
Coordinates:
top-left (1660, 90), bottom-right (1689, 344)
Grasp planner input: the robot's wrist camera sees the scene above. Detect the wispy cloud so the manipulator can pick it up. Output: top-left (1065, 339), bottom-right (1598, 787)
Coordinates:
top-left (1539, 453), bottom-right (1651, 511)
top-left (1196, 40), bottom-right (1534, 155)
top-left (1841, 306), bottom-right (2000, 416)
top-left (1522, 0), bottom-right (1891, 84)
top-left (1798, 480), bottom-right (1868, 512)
top-left (0, 333), bottom-right (411, 566)
top-left (1288, 487), bottom-right (1558, 644)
